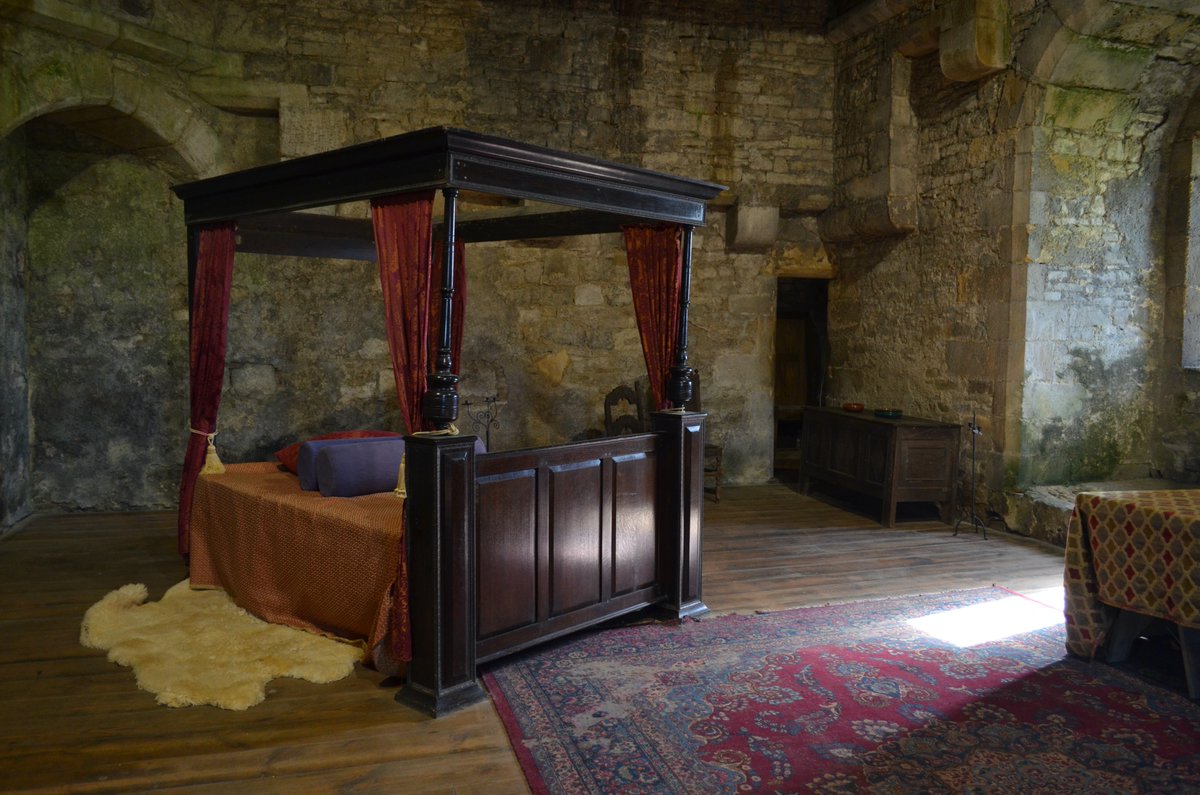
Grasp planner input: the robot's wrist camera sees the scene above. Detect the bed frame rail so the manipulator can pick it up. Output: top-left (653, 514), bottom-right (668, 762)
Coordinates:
top-left (399, 410), bottom-right (707, 716)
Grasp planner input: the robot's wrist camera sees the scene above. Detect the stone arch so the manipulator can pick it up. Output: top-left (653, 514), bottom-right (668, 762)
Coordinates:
top-left (999, 0), bottom-right (1200, 488)
top-left (0, 47), bottom-right (234, 523)
top-left (0, 48), bottom-right (225, 180)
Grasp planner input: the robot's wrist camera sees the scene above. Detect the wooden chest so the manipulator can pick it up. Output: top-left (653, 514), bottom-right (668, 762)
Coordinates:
top-left (800, 407), bottom-right (960, 527)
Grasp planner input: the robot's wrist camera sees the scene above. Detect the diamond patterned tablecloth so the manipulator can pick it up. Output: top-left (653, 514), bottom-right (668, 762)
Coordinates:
top-left (1064, 490), bottom-right (1200, 657)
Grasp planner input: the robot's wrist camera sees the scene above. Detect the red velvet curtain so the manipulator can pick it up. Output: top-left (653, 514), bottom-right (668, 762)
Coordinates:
top-left (177, 221), bottom-right (237, 556)
top-left (623, 224), bottom-right (684, 410)
top-left (371, 193), bottom-right (469, 663)
top-left (372, 192), bottom-right (437, 435)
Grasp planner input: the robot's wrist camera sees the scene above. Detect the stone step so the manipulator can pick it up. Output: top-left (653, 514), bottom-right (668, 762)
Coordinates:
top-left (1002, 478), bottom-right (1192, 547)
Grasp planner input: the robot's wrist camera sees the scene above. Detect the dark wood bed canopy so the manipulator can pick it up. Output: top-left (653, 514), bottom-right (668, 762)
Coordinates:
top-left (173, 127), bottom-right (726, 716)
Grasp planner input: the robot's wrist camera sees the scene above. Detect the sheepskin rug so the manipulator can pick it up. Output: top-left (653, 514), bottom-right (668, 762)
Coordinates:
top-left (80, 580), bottom-right (362, 710)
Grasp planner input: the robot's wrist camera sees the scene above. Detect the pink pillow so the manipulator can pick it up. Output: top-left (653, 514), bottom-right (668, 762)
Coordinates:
top-left (274, 430), bottom-right (401, 474)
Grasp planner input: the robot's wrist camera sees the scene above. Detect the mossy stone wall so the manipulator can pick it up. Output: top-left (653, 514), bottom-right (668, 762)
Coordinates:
top-left (0, 131), bottom-right (31, 528)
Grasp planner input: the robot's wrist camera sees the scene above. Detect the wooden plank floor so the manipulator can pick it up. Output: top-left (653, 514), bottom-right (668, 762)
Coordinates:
top-left (0, 484), bottom-right (1065, 793)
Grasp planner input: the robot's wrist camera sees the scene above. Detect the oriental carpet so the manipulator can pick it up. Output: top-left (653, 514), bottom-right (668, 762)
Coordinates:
top-left (483, 588), bottom-right (1200, 794)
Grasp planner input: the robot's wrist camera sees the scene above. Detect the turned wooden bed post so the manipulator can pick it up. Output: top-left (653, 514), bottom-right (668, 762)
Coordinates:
top-left (655, 224), bottom-right (707, 620)
top-left (398, 433), bottom-right (483, 716)
top-left (667, 226), bottom-right (695, 407)
top-left (423, 187), bottom-right (461, 430)
top-left (401, 186), bottom-right (487, 716)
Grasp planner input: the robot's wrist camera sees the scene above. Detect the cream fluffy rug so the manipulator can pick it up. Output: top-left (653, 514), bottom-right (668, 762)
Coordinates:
top-left (80, 580), bottom-right (362, 710)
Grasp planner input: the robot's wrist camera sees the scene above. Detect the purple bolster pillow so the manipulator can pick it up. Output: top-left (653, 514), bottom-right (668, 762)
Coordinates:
top-left (297, 436), bottom-right (401, 491)
top-left (316, 438), bottom-right (408, 497)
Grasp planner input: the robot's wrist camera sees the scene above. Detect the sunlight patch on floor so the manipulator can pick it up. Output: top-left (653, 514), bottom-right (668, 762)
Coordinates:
top-left (907, 593), bottom-right (1064, 648)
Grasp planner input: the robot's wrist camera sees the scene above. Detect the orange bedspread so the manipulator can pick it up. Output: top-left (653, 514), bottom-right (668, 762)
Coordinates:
top-left (188, 462), bottom-right (405, 672)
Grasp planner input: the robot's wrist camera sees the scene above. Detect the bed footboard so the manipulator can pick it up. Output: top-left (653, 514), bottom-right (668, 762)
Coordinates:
top-left (399, 410), bottom-right (707, 717)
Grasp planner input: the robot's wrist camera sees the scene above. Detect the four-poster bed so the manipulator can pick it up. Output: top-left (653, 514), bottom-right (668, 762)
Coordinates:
top-left (171, 127), bottom-right (725, 716)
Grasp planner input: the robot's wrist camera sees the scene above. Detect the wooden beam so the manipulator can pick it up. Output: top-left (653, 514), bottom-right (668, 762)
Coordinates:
top-left (235, 208), bottom-right (648, 261)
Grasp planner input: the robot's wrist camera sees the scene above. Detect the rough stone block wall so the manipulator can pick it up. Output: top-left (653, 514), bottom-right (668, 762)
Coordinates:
top-left (25, 151), bottom-right (189, 511)
top-left (1, 0), bottom-right (835, 513)
top-left (1159, 93), bottom-right (1200, 482)
top-left (1020, 115), bottom-right (1161, 484)
top-left (1017, 7), bottom-right (1200, 487)
top-left (823, 0), bottom-right (1200, 517)
top-left (824, 26), bottom-right (1014, 503)
top-left (0, 131), bottom-right (32, 528)
top-left (208, 0), bottom-right (834, 486)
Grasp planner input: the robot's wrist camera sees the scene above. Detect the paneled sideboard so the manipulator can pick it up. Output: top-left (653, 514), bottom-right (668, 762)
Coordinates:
top-left (800, 407), bottom-right (961, 527)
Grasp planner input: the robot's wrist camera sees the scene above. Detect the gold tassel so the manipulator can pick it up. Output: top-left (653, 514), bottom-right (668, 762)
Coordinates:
top-left (200, 433), bottom-right (225, 474)
top-left (393, 423), bottom-right (458, 499)
top-left (394, 452), bottom-right (407, 499)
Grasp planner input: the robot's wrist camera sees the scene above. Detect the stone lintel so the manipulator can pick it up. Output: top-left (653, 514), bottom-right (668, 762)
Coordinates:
top-left (817, 195), bottom-right (917, 242)
top-left (728, 203), bottom-right (779, 252)
top-left (940, 0), bottom-right (1011, 82)
top-left (189, 76), bottom-right (284, 114)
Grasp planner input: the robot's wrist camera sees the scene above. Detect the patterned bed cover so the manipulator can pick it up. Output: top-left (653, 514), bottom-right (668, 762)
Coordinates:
top-left (188, 461), bottom-right (406, 673)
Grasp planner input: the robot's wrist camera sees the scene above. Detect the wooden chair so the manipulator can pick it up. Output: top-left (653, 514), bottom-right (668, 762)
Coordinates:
top-left (604, 384), bottom-right (645, 436)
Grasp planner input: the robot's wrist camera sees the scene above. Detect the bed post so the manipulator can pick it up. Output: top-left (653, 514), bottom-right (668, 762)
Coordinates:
top-left (397, 433), bottom-right (485, 716)
top-left (666, 225), bottom-right (695, 407)
top-left (423, 187), bottom-right (461, 430)
top-left (655, 224), bottom-right (706, 619)
top-left (653, 410), bottom-right (707, 619)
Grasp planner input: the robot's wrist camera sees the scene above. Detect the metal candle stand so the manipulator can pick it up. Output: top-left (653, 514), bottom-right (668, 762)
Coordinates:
top-left (954, 413), bottom-right (989, 540)
top-left (463, 396), bottom-right (502, 450)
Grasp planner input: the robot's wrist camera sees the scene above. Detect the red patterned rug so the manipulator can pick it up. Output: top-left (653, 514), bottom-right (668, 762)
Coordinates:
top-left (483, 588), bottom-right (1200, 794)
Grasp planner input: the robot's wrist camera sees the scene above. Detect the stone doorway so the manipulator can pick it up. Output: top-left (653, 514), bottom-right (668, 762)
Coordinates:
top-left (773, 278), bottom-right (828, 482)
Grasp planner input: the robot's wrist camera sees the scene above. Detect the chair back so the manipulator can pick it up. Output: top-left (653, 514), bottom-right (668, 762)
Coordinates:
top-left (604, 384), bottom-right (645, 435)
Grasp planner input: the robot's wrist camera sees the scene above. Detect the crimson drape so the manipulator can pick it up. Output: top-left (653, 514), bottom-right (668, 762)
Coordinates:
top-left (371, 197), bottom-right (468, 432)
top-left (177, 221), bottom-right (237, 556)
top-left (372, 193), bottom-right (433, 664)
top-left (372, 192), bottom-right (437, 436)
top-left (371, 193), bottom-right (468, 664)
top-left (623, 224), bottom-right (684, 410)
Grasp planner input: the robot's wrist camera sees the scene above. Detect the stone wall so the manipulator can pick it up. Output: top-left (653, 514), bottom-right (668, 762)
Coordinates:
top-left (1020, 91), bottom-right (1164, 484)
top-left (822, 11), bottom-right (1018, 503)
top-left (217, 0), bottom-right (835, 485)
top-left (0, 130), bottom-right (31, 528)
top-left (1159, 86), bottom-right (1200, 481)
top-left (0, 0), bottom-right (836, 516)
top-left (10, 0), bottom-right (1196, 524)
top-left (26, 149), bottom-right (189, 511)
top-left (823, 0), bottom-right (1200, 521)
top-left (1016, 3), bottom-right (1200, 487)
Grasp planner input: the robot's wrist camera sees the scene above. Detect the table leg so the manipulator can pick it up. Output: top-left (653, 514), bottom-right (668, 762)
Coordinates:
top-left (1105, 609), bottom-right (1155, 664)
top-left (1180, 626), bottom-right (1200, 701)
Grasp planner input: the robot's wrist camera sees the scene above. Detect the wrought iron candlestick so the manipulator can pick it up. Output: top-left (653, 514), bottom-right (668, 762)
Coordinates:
top-left (954, 413), bottom-right (989, 540)
top-left (463, 396), bottom-right (502, 450)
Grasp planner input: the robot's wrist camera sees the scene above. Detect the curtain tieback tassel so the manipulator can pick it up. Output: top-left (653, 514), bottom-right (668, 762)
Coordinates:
top-left (191, 428), bottom-right (226, 475)
top-left (394, 454), bottom-right (407, 499)
top-left (394, 424), bottom-right (460, 499)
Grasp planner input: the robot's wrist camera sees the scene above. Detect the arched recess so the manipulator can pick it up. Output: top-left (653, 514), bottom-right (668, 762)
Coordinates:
top-left (0, 55), bottom-right (231, 526)
top-left (0, 49), bottom-right (227, 180)
top-left (998, 0), bottom-right (1200, 489)
top-left (1159, 86), bottom-right (1200, 481)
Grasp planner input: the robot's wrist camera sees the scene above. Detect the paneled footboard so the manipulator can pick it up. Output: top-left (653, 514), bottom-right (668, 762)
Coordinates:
top-left (399, 410), bottom-right (707, 717)
top-left (474, 433), bottom-right (661, 662)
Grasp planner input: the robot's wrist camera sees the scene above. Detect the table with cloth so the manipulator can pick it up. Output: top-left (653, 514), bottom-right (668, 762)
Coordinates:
top-left (1063, 489), bottom-right (1200, 698)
